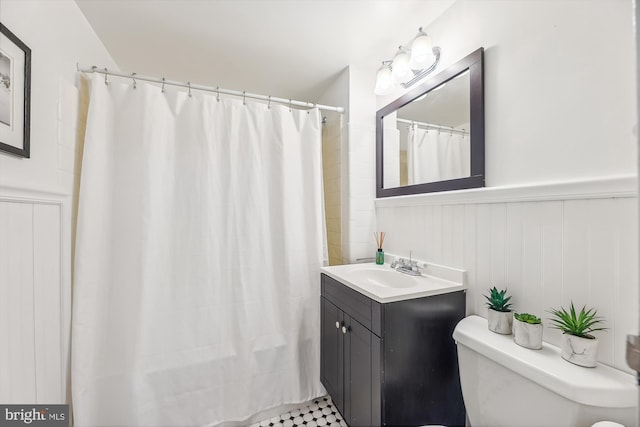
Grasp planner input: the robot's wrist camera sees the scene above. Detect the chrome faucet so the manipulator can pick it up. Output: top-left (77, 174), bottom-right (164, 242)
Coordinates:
top-left (391, 252), bottom-right (423, 276)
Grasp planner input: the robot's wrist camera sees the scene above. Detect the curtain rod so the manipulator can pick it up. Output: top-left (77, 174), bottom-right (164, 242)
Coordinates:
top-left (76, 63), bottom-right (345, 114)
top-left (396, 118), bottom-right (469, 135)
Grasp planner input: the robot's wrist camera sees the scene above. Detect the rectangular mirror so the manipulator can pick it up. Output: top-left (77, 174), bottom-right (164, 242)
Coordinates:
top-left (376, 48), bottom-right (484, 197)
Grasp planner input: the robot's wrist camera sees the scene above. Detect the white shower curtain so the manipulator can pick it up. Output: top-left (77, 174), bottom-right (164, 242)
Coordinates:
top-left (407, 125), bottom-right (470, 185)
top-left (72, 76), bottom-right (327, 426)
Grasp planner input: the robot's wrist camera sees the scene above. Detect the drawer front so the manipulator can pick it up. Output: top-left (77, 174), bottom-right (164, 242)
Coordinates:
top-left (322, 274), bottom-right (379, 333)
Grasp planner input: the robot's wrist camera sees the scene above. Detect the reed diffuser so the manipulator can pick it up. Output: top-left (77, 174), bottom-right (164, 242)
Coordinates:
top-left (374, 231), bottom-right (385, 265)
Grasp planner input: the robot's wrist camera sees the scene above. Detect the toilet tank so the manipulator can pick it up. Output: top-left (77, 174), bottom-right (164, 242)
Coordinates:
top-left (453, 316), bottom-right (637, 427)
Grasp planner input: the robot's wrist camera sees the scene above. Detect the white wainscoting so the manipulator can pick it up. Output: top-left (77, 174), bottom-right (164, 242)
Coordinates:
top-left (375, 176), bottom-right (638, 373)
top-left (0, 185), bottom-right (71, 403)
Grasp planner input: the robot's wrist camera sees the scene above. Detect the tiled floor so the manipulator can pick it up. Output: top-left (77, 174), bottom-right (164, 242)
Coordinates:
top-left (249, 396), bottom-right (347, 427)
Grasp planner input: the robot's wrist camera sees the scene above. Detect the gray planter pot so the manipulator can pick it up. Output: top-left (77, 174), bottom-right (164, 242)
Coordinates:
top-left (487, 309), bottom-right (513, 335)
top-left (512, 319), bottom-right (543, 349)
top-left (560, 333), bottom-right (599, 368)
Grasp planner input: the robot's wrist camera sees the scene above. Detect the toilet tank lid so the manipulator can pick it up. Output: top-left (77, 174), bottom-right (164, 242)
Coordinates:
top-left (453, 315), bottom-right (637, 408)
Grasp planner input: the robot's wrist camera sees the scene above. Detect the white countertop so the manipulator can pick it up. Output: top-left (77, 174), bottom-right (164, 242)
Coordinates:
top-left (321, 262), bottom-right (466, 303)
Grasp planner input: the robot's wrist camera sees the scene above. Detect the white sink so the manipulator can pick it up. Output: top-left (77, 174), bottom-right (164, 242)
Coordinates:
top-left (321, 262), bottom-right (466, 303)
top-left (347, 268), bottom-right (418, 289)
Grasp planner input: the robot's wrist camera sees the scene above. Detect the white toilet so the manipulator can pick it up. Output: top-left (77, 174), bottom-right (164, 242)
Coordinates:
top-left (453, 315), bottom-right (637, 427)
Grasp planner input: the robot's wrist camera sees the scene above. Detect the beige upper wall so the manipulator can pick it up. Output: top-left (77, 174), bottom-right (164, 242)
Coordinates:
top-left (0, 0), bottom-right (117, 194)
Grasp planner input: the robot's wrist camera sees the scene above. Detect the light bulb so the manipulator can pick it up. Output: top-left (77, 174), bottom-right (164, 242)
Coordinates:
top-left (409, 28), bottom-right (435, 69)
top-left (374, 63), bottom-right (393, 96)
top-left (391, 48), bottom-right (413, 84)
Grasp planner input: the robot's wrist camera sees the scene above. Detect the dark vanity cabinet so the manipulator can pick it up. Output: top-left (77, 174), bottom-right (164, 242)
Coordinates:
top-left (320, 273), bottom-right (466, 427)
top-left (321, 287), bottom-right (382, 426)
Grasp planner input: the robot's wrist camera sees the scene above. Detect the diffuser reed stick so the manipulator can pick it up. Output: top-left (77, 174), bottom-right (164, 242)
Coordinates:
top-left (374, 231), bottom-right (386, 249)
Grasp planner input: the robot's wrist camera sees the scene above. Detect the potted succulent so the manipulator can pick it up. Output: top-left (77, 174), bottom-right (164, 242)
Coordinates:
top-left (485, 287), bottom-right (513, 334)
top-left (512, 313), bottom-right (543, 350)
top-left (548, 302), bottom-right (607, 368)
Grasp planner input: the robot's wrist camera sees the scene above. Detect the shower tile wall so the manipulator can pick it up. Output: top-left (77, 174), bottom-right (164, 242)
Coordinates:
top-left (318, 65), bottom-right (378, 266)
top-left (322, 118), bottom-right (378, 265)
top-left (322, 116), bottom-right (343, 265)
top-left (376, 195), bottom-right (638, 373)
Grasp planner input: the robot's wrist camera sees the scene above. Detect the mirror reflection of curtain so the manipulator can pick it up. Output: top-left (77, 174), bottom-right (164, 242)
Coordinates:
top-left (383, 114), bottom-right (400, 188)
top-left (407, 125), bottom-right (470, 185)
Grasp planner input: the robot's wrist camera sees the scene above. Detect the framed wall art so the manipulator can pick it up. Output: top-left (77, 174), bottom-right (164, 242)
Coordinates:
top-left (0, 23), bottom-right (31, 158)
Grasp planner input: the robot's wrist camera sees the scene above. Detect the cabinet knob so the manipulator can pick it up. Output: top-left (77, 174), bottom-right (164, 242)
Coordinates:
top-left (335, 321), bottom-right (340, 329)
top-left (342, 326), bottom-right (348, 334)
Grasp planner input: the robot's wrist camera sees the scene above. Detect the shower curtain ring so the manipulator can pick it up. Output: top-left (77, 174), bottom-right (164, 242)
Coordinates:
top-left (267, 96), bottom-right (271, 109)
top-left (104, 68), bottom-right (109, 86)
top-left (131, 72), bottom-right (137, 90)
top-left (161, 77), bottom-right (166, 93)
top-left (289, 99), bottom-right (292, 112)
top-left (242, 91), bottom-right (246, 106)
top-left (187, 82), bottom-right (192, 98)
top-left (216, 86), bottom-right (220, 102)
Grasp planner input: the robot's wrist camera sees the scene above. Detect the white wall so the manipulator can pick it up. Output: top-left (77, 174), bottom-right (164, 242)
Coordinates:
top-left (0, 0), bottom-right (116, 193)
top-left (369, 0), bottom-right (638, 372)
top-left (0, 194), bottom-right (67, 403)
top-left (377, 180), bottom-right (637, 372)
top-left (377, 0), bottom-right (637, 186)
top-left (0, 0), bottom-right (116, 403)
top-left (343, 64), bottom-right (378, 262)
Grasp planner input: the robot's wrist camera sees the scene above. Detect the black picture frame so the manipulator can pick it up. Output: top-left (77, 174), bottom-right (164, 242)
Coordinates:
top-left (376, 48), bottom-right (484, 198)
top-left (0, 23), bottom-right (31, 158)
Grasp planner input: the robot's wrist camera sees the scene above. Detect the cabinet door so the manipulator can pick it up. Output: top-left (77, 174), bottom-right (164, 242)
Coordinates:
top-left (321, 297), bottom-right (344, 415)
top-left (344, 316), bottom-right (381, 427)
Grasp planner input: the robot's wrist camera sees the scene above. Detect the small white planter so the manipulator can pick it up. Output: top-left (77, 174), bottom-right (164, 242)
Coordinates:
top-left (487, 309), bottom-right (513, 335)
top-left (560, 333), bottom-right (599, 368)
top-left (512, 319), bottom-right (543, 350)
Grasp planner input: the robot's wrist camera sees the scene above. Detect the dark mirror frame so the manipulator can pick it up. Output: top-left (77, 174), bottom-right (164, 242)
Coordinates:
top-left (376, 47), bottom-right (484, 198)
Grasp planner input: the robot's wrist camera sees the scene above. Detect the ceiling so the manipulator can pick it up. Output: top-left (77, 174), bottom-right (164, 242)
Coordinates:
top-left (75, 0), bottom-right (455, 104)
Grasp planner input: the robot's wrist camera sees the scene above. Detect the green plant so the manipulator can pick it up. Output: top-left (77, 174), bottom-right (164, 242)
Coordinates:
top-left (548, 302), bottom-right (607, 339)
top-left (514, 312), bottom-right (541, 324)
top-left (484, 287), bottom-right (513, 312)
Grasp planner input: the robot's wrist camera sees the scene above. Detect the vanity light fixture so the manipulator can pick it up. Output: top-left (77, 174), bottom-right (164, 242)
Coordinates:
top-left (374, 27), bottom-right (441, 96)
top-left (391, 47), bottom-right (413, 84)
top-left (374, 61), bottom-right (393, 95)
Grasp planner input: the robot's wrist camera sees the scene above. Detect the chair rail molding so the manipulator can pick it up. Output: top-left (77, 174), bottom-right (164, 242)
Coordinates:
top-left (375, 175), bottom-right (637, 208)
